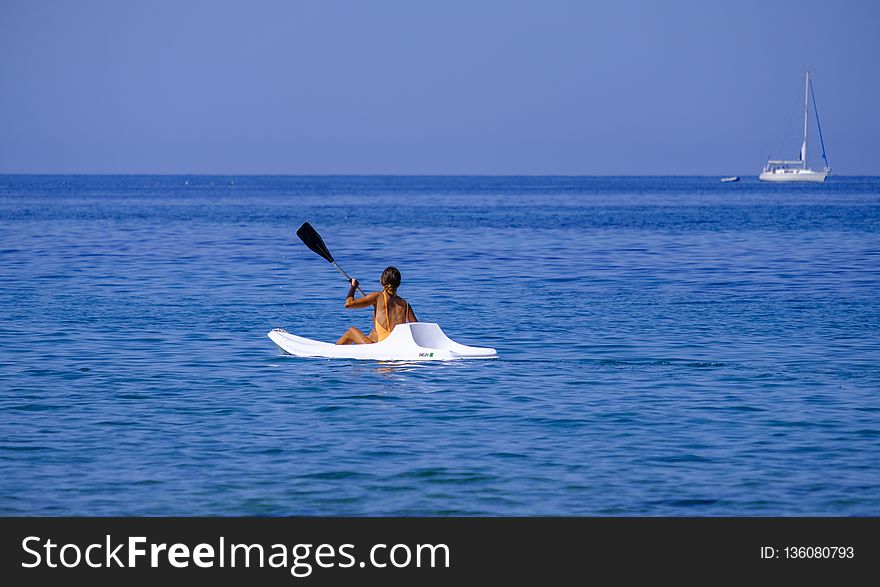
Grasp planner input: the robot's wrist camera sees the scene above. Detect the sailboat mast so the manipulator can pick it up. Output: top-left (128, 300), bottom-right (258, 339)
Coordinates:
top-left (801, 71), bottom-right (809, 169)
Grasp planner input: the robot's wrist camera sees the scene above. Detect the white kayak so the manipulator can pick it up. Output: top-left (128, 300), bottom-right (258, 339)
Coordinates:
top-left (268, 322), bottom-right (497, 361)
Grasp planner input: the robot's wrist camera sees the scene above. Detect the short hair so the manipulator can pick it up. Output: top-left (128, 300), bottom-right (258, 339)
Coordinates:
top-left (381, 266), bottom-right (401, 288)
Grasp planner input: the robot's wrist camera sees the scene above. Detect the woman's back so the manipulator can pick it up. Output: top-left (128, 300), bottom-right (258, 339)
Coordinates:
top-left (375, 292), bottom-right (416, 334)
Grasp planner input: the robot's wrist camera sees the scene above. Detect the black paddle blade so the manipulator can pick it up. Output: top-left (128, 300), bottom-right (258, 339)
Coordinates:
top-left (296, 222), bottom-right (334, 263)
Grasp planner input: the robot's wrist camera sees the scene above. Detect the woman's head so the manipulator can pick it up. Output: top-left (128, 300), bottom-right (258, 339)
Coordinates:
top-left (381, 266), bottom-right (401, 294)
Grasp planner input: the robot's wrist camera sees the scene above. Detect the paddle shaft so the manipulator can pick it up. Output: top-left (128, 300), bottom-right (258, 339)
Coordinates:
top-left (296, 222), bottom-right (366, 296)
top-left (331, 261), bottom-right (366, 296)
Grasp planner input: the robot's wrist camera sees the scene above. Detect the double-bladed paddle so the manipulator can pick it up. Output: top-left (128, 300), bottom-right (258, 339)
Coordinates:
top-left (296, 222), bottom-right (365, 295)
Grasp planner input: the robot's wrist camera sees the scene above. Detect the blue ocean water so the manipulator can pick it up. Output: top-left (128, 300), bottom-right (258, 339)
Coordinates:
top-left (1, 175), bottom-right (878, 515)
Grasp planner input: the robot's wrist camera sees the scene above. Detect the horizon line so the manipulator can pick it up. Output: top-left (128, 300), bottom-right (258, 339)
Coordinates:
top-left (1, 172), bottom-right (877, 178)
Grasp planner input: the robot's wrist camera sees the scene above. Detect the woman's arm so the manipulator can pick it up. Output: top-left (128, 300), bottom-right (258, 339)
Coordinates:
top-left (344, 279), bottom-right (379, 309)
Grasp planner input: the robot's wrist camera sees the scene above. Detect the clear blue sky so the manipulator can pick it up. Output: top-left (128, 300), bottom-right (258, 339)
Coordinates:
top-left (1, 0), bottom-right (877, 175)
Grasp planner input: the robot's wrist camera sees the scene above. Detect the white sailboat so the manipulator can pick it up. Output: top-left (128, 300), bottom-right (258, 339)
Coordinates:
top-left (759, 71), bottom-right (830, 182)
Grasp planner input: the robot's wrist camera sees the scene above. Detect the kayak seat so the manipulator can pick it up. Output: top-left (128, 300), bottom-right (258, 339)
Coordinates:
top-left (395, 323), bottom-right (453, 350)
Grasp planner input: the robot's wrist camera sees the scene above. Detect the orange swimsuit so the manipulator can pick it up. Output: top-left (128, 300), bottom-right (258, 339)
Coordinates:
top-left (374, 291), bottom-right (408, 342)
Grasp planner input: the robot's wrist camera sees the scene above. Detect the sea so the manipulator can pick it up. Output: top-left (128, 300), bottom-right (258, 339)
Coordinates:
top-left (1, 175), bottom-right (878, 515)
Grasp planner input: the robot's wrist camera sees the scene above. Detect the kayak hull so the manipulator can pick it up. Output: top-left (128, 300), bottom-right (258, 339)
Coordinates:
top-left (268, 322), bottom-right (497, 361)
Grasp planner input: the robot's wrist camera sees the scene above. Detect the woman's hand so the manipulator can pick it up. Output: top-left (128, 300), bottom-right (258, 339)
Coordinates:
top-left (346, 278), bottom-right (359, 301)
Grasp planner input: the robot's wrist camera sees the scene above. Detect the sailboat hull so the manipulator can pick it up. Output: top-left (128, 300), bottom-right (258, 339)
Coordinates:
top-left (758, 169), bottom-right (829, 183)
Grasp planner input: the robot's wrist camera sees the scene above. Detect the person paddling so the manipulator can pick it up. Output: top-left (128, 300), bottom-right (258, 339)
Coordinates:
top-left (336, 266), bottom-right (418, 345)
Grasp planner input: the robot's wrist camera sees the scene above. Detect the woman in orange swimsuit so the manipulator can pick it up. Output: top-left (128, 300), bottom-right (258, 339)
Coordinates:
top-left (336, 266), bottom-right (418, 345)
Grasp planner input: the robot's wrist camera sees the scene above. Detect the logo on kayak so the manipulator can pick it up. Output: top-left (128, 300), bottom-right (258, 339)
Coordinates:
top-left (418, 352), bottom-right (435, 358)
